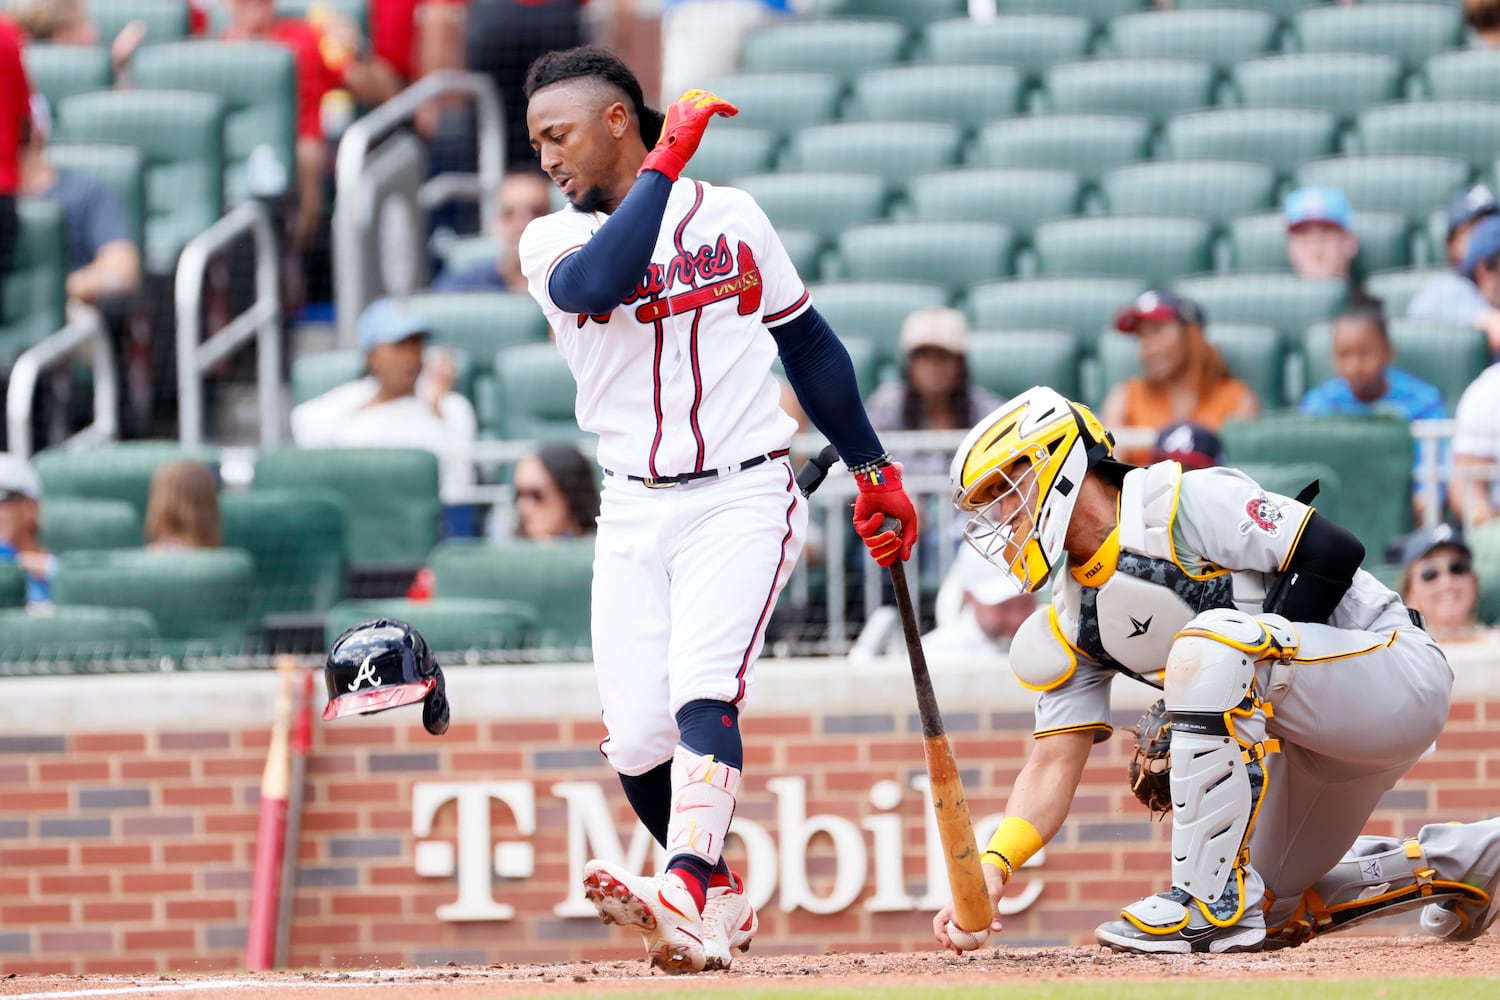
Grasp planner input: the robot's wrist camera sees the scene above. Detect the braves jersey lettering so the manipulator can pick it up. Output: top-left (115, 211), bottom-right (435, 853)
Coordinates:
top-left (519, 179), bottom-right (811, 478)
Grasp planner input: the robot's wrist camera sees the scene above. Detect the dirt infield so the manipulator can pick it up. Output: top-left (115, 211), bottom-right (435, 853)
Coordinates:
top-left (1, 936), bottom-right (1496, 999)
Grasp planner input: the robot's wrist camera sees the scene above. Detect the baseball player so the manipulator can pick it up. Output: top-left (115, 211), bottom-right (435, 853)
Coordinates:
top-left (931, 386), bottom-right (1500, 954)
top-left (516, 48), bottom-right (919, 974)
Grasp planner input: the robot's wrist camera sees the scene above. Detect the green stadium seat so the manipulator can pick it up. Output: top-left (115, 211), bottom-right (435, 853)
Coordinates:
top-left (45, 143), bottom-right (147, 255)
top-left (835, 222), bottom-right (1015, 295)
top-left (920, 14), bottom-right (1092, 82)
top-left (1301, 318), bottom-right (1486, 415)
top-left (1172, 0), bottom-right (1325, 17)
top-left (777, 227), bottom-right (825, 283)
top-left (493, 342), bottom-right (581, 442)
top-left (1292, 4), bottom-right (1463, 73)
top-left (221, 488), bottom-right (347, 618)
top-left (290, 350), bottom-right (363, 407)
top-left (1468, 519), bottom-right (1500, 625)
top-left (1229, 210), bottom-right (1410, 274)
top-left (91, 0), bottom-right (190, 46)
top-left (440, 235), bottom-right (495, 275)
top-left (783, 122), bottom-right (963, 186)
top-left (1220, 413), bottom-right (1412, 557)
top-left (1100, 160), bottom-right (1277, 227)
top-left (688, 127), bottom-right (778, 185)
top-left (33, 441), bottom-right (217, 517)
top-left (324, 597), bottom-right (537, 657)
top-left (999, 0), bottom-right (1144, 23)
top-left (970, 114), bottom-right (1151, 183)
top-left (965, 276), bottom-right (1147, 347)
top-left (808, 282), bottom-right (950, 368)
top-left (1174, 272), bottom-right (1346, 339)
top-left (0, 606), bottom-right (160, 671)
top-left (40, 497), bottom-right (141, 553)
top-left (1231, 462), bottom-right (1345, 535)
top-left (53, 547), bottom-right (254, 660)
top-left (811, 0), bottom-right (966, 27)
top-left (845, 64), bottom-right (1023, 131)
top-left (0, 198), bottom-right (66, 368)
top-left (428, 537), bottom-right (596, 654)
top-left (1032, 216), bottom-right (1213, 286)
top-left (1042, 59), bottom-right (1215, 122)
top-left (1356, 101), bottom-right (1500, 176)
top-left (1424, 48), bottom-right (1500, 102)
top-left (1107, 8), bottom-right (1278, 72)
top-left (129, 41), bottom-right (296, 207)
top-left (0, 564), bottom-right (27, 609)
top-left (730, 172), bottom-right (888, 241)
top-left (1234, 53), bottom-right (1403, 121)
top-left (1163, 108), bottom-right (1339, 178)
top-left (967, 329), bottom-right (1082, 402)
top-left (54, 89), bottom-right (226, 271)
top-left (1295, 154), bottom-right (1472, 221)
top-left (701, 73), bottom-right (844, 139)
top-left (1366, 267), bottom-right (1447, 317)
top-left (252, 447), bottom-right (440, 566)
top-left (274, 0), bottom-right (368, 31)
top-left (1092, 322), bottom-right (1288, 410)
top-left (906, 168), bottom-right (1083, 237)
top-left (740, 20), bottom-right (907, 82)
top-left (21, 45), bottom-right (110, 110)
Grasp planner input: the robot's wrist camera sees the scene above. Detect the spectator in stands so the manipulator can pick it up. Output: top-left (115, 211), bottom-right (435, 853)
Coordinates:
top-left (1407, 184), bottom-right (1500, 355)
top-left (0, 452), bottom-right (54, 606)
top-left (1466, 0), bottom-right (1500, 49)
top-left (866, 307), bottom-right (1003, 480)
top-left (290, 297), bottom-right (477, 502)
top-left (0, 13), bottom-right (25, 325)
top-left (144, 460), bottom-right (220, 550)
top-left (659, 0), bottom-right (789, 106)
top-left (8, 0), bottom-right (145, 76)
top-left (432, 168), bottom-right (552, 292)
top-left (920, 543), bottom-right (1036, 657)
top-left (20, 96), bottom-right (139, 307)
top-left (1149, 422), bottom-right (1225, 472)
top-left (1301, 302), bottom-right (1449, 520)
top-left (465, 0), bottom-right (583, 170)
top-left (1400, 523), bottom-right (1482, 641)
top-left (512, 442), bottom-right (599, 541)
top-left (1284, 185), bottom-right (1360, 284)
top-left (1101, 289), bottom-right (1259, 465)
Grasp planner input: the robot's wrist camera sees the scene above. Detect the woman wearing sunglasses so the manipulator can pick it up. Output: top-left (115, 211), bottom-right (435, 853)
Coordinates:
top-left (1401, 524), bottom-right (1485, 640)
top-left (512, 443), bottom-right (600, 541)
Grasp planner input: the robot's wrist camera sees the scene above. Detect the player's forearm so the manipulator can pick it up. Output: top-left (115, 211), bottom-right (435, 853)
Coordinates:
top-left (769, 307), bottom-right (885, 468)
top-left (1002, 730), bottom-right (1093, 845)
top-left (548, 171), bottom-right (673, 315)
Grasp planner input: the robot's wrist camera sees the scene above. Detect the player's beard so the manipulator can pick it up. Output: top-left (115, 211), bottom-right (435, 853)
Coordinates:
top-left (573, 184), bottom-right (608, 214)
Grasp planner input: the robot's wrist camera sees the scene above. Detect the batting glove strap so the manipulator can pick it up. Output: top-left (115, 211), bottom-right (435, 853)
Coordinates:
top-left (638, 88), bottom-right (739, 183)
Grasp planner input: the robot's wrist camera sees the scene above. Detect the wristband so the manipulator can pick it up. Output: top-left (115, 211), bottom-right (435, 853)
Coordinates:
top-left (985, 816), bottom-right (1043, 872)
top-left (980, 850), bottom-right (1012, 883)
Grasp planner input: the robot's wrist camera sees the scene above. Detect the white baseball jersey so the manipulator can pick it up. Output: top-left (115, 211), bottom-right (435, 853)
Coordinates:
top-left (518, 179), bottom-right (810, 477)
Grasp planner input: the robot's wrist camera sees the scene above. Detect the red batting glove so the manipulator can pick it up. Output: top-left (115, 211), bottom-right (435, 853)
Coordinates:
top-left (639, 89), bottom-right (739, 183)
top-left (851, 461), bottom-right (918, 567)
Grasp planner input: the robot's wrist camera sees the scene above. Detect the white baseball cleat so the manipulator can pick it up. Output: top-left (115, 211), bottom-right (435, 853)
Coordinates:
top-left (1096, 887), bottom-right (1266, 955)
top-left (701, 871), bottom-right (757, 970)
top-left (581, 859), bottom-right (707, 974)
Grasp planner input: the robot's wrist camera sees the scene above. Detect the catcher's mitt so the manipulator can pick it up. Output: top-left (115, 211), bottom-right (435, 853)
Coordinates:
top-left (1128, 698), bottom-right (1172, 820)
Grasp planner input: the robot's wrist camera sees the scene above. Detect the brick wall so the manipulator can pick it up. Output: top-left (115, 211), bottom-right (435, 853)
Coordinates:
top-left (1, 655), bottom-right (1496, 974)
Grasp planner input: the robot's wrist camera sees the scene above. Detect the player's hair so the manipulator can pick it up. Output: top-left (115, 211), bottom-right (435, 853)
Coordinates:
top-left (8, 0), bottom-right (85, 40)
top-left (527, 443), bottom-right (600, 537)
top-left (524, 46), bottom-right (665, 148)
top-left (1465, 0), bottom-right (1500, 33)
top-left (1333, 300), bottom-right (1389, 342)
top-left (144, 460), bottom-right (222, 550)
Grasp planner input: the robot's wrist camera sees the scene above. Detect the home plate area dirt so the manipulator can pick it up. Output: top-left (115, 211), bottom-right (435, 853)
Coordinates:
top-left (1, 936), bottom-right (1497, 999)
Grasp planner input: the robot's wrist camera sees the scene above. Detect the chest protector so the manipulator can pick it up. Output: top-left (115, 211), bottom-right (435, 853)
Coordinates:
top-left (1019, 463), bottom-right (1238, 689)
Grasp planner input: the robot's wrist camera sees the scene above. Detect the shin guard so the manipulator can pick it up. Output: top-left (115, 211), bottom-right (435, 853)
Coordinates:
top-left (665, 744), bottom-right (741, 868)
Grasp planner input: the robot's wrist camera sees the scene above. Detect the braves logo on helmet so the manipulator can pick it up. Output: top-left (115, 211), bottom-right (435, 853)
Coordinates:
top-left (1238, 494), bottom-right (1287, 537)
top-left (323, 618), bottom-right (449, 735)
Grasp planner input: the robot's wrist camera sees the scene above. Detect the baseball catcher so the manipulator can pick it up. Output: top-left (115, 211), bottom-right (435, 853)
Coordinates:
top-left (930, 385), bottom-right (1500, 955)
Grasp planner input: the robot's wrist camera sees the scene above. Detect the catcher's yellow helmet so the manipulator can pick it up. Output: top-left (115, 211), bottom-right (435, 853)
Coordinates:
top-left (949, 386), bottom-right (1116, 593)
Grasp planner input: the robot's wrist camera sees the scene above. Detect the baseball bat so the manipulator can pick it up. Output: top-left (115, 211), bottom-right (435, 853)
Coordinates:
top-left (246, 655), bottom-right (297, 970)
top-left (887, 544), bottom-right (991, 935)
top-left (274, 664), bottom-right (315, 969)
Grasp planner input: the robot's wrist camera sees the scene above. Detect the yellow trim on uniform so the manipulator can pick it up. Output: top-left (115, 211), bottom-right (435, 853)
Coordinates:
top-left (1276, 504), bottom-right (1317, 573)
top-left (1176, 619), bottom-right (1282, 660)
top-left (1033, 721), bottom-right (1113, 741)
top-left (1015, 606), bottom-right (1080, 692)
top-left (1070, 523), bottom-right (1121, 587)
top-left (1290, 632), bottom-right (1397, 664)
top-left (1123, 906), bottom-right (1191, 936)
top-left (1162, 467), bottom-right (1233, 582)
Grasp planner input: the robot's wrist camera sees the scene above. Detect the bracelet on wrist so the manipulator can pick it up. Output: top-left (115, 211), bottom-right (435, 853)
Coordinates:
top-left (848, 453), bottom-right (893, 476)
top-left (980, 850), bottom-right (1012, 883)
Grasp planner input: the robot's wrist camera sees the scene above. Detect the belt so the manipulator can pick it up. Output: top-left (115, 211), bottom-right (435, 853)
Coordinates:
top-left (612, 449), bottom-right (790, 489)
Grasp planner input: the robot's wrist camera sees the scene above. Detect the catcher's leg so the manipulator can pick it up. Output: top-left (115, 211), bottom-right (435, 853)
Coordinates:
top-left (1265, 817), bottom-right (1500, 947)
top-left (1097, 609), bottom-right (1289, 955)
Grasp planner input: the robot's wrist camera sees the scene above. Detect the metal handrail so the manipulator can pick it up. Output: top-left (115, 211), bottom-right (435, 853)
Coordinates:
top-left (175, 200), bottom-right (282, 448)
top-left (5, 305), bottom-right (118, 458)
top-left (332, 70), bottom-right (504, 347)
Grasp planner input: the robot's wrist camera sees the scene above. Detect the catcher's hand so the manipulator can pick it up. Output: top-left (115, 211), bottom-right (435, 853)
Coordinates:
top-left (639, 89), bottom-right (738, 182)
top-left (1128, 697), bottom-right (1172, 819)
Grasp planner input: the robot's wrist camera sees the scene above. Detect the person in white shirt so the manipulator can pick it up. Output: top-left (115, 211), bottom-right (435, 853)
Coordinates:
top-left (290, 298), bottom-right (477, 504)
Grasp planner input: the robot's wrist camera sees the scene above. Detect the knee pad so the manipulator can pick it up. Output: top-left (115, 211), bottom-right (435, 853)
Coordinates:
top-left (1168, 609), bottom-right (1297, 715)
